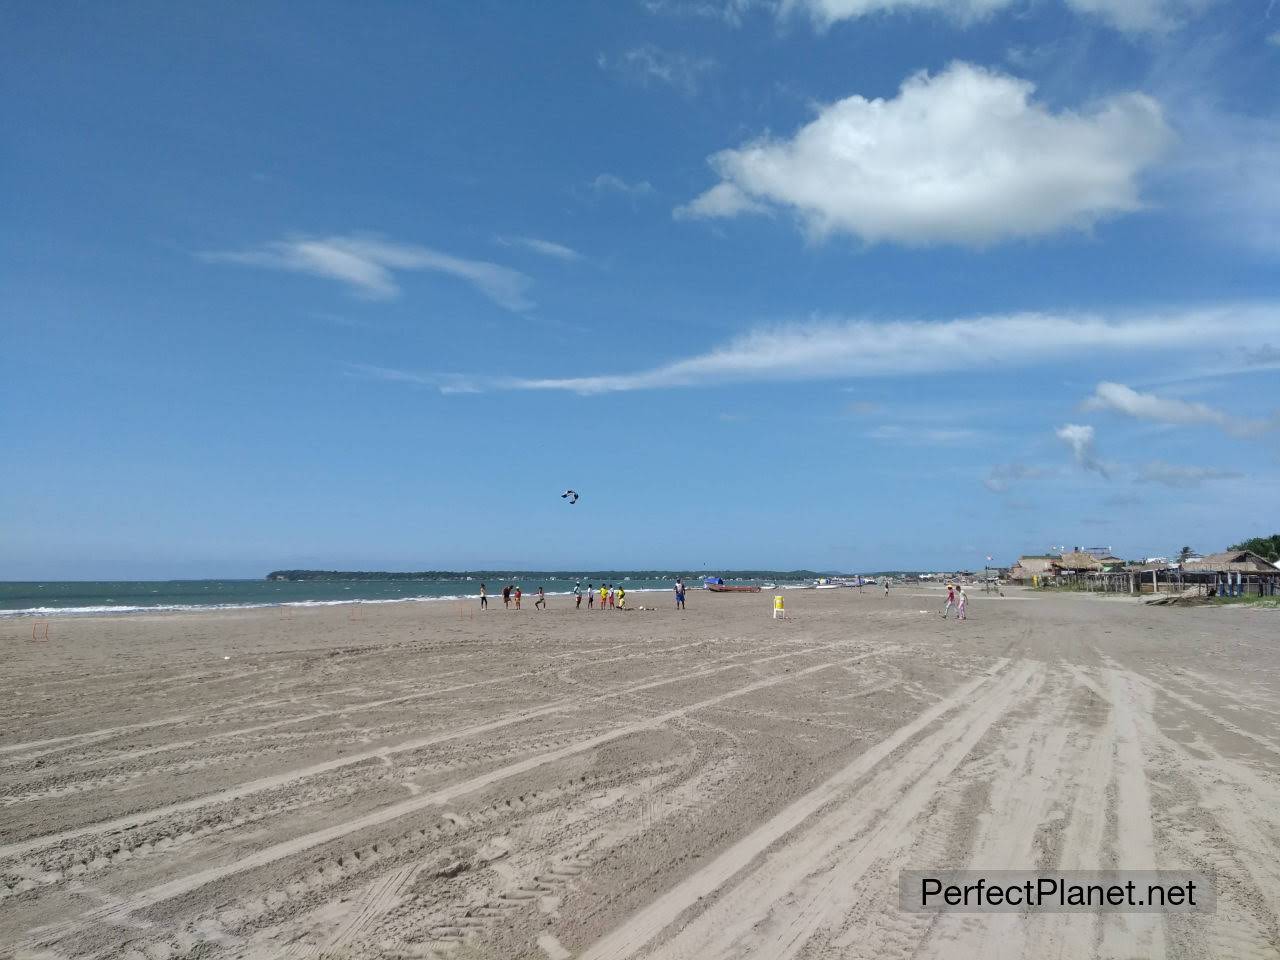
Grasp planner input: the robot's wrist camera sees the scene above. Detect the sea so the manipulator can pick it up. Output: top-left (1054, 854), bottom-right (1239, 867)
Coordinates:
top-left (0, 574), bottom-right (800, 617)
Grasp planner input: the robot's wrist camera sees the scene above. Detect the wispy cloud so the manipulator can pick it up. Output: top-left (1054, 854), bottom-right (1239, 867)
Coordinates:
top-left (599, 45), bottom-right (717, 96)
top-left (1055, 423), bottom-right (1110, 478)
top-left (843, 400), bottom-right (883, 416)
top-left (1105, 492), bottom-right (1142, 507)
top-left (679, 62), bottom-right (1170, 246)
top-left (1083, 381), bottom-right (1278, 436)
top-left (202, 234), bottom-right (534, 311)
top-left (983, 462), bottom-right (1047, 493)
top-left (865, 425), bottom-right (984, 445)
top-left (642, 0), bottom-right (764, 25)
top-left (496, 235), bottom-right (584, 262)
top-left (1136, 461), bottom-right (1244, 488)
top-left (454, 304), bottom-right (1280, 394)
top-left (1239, 344), bottom-right (1280, 367)
top-left (782, 0), bottom-right (1209, 34)
top-left (345, 364), bottom-right (481, 394)
top-left (591, 173), bottom-right (656, 198)
top-left (1157, 94), bottom-right (1280, 256)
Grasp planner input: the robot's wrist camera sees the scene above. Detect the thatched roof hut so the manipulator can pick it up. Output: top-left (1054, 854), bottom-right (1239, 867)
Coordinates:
top-left (1182, 550), bottom-right (1277, 574)
top-left (1008, 555), bottom-right (1058, 582)
top-left (1125, 561), bottom-right (1174, 574)
top-left (1056, 551), bottom-right (1104, 572)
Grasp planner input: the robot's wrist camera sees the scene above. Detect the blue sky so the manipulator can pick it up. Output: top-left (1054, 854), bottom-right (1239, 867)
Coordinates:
top-left (4, 1), bottom-right (1279, 579)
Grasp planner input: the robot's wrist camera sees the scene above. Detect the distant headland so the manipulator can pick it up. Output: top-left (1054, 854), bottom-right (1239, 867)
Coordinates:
top-left (264, 569), bottom-right (829, 582)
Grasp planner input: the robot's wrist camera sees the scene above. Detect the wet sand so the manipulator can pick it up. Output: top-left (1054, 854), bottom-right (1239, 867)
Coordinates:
top-left (2, 587), bottom-right (1278, 959)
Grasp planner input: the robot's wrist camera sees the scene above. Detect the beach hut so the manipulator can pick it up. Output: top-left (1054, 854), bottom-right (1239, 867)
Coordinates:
top-left (1008, 555), bottom-right (1058, 584)
top-left (1182, 550), bottom-right (1280, 596)
top-left (1123, 560), bottom-right (1177, 594)
top-left (1181, 550), bottom-right (1277, 575)
top-left (1055, 551), bottom-right (1105, 573)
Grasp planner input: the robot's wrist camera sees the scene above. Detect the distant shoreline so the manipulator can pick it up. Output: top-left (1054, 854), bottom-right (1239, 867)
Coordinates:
top-left (264, 568), bottom-right (833, 582)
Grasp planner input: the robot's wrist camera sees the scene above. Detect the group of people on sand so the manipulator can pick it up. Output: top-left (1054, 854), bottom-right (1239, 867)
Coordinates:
top-left (942, 583), bottom-right (968, 620)
top-left (577, 582), bottom-right (625, 609)
top-left (478, 578), bottom-right (691, 611)
top-left (478, 583), bottom-right (548, 610)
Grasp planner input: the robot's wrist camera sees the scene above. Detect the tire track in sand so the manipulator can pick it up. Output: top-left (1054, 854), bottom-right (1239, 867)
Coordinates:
top-left (0, 637), bottom-right (711, 765)
top-left (19, 650), bottom-right (876, 952)
top-left (578, 658), bottom-right (1027, 960)
top-left (1, 638), bottom-right (844, 862)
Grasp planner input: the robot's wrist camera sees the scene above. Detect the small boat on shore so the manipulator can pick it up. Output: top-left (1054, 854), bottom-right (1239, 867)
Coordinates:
top-left (703, 577), bottom-right (763, 593)
top-left (814, 576), bottom-right (870, 589)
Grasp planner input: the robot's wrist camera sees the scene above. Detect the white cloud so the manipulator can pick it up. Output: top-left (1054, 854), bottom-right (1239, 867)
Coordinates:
top-left (782, 0), bottom-right (1208, 32)
top-left (476, 304), bottom-right (1280, 394)
top-left (496, 235), bottom-right (584, 262)
top-left (674, 182), bottom-right (769, 220)
top-left (1136, 461), bottom-right (1243, 487)
top-left (1055, 423), bottom-right (1110, 477)
top-left (1083, 381), bottom-right (1277, 436)
top-left (599, 45), bottom-right (716, 96)
top-left (1269, 31), bottom-right (1280, 47)
top-left (203, 234), bottom-right (533, 310)
top-left (679, 62), bottom-right (1171, 246)
top-left (591, 173), bottom-right (656, 197)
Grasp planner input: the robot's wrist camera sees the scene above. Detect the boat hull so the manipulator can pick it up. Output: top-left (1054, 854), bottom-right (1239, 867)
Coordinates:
top-left (705, 584), bottom-right (763, 593)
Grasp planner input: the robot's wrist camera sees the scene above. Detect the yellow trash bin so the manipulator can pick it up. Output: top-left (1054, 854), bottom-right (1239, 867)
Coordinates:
top-left (773, 595), bottom-right (785, 619)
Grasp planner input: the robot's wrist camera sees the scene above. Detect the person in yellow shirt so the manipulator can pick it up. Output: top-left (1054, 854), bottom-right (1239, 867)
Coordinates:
top-left (599, 584), bottom-right (608, 609)
top-left (616, 585), bottom-right (626, 609)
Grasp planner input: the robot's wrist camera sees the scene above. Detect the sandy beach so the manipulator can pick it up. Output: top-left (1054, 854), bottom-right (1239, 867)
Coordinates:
top-left (3, 588), bottom-right (1279, 959)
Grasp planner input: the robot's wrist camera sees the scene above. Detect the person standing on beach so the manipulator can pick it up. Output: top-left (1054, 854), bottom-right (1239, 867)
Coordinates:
top-left (587, 583), bottom-right (595, 609)
top-left (502, 584), bottom-right (511, 609)
top-left (480, 583), bottom-right (488, 610)
top-left (607, 585), bottom-right (615, 609)
top-left (675, 579), bottom-right (686, 610)
top-left (599, 583), bottom-right (607, 609)
top-left (616, 585), bottom-right (625, 609)
top-left (883, 579), bottom-right (890, 598)
top-left (535, 586), bottom-right (546, 610)
top-left (573, 581), bottom-right (582, 609)
top-left (514, 586), bottom-right (522, 610)
top-left (942, 584), bottom-right (956, 619)
top-left (957, 586), bottom-right (968, 620)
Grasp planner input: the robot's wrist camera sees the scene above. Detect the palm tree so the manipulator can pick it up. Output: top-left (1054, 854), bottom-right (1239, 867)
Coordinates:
top-left (1177, 545), bottom-right (1195, 563)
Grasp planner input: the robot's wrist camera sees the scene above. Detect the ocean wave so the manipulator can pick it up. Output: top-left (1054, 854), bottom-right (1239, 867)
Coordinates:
top-left (0, 587), bottom-right (674, 618)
